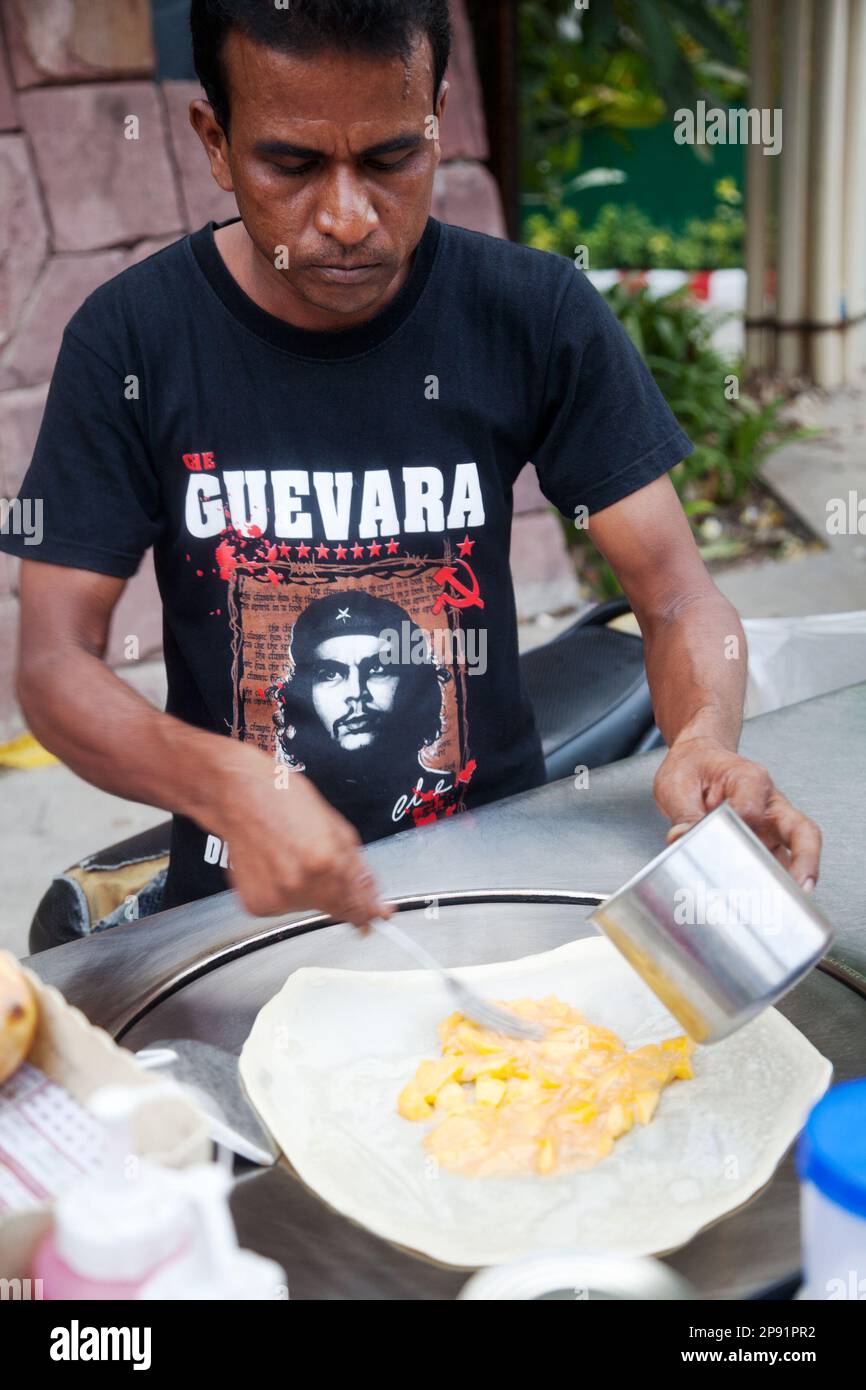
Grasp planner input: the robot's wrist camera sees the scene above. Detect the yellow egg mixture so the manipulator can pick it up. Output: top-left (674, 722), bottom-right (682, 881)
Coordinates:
top-left (398, 996), bottom-right (694, 1176)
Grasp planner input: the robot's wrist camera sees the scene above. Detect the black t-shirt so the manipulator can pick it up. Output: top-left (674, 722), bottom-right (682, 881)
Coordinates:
top-left (1, 216), bottom-right (692, 909)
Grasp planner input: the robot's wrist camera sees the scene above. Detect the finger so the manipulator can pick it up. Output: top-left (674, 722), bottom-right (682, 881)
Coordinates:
top-left (722, 762), bottom-right (775, 834)
top-left (769, 796), bottom-right (822, 888)
top-left (337, 860), bottom-right (387, 930)
top-left (769, 842), bottom-right (792, 871)
top-left (654, 762), bottom-right (708, 829)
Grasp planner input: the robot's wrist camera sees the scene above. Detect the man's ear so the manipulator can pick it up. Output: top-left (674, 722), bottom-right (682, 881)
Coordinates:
top-left (428, 80), bottom-right (449, 169)
top-left (189, 99), bottom-right (235, 194)
top-left (436, 80), bottom-right (450, 124)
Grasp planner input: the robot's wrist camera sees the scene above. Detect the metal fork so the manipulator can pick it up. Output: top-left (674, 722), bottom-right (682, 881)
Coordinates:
top-left (370, 916), bottom-right (544, 1041)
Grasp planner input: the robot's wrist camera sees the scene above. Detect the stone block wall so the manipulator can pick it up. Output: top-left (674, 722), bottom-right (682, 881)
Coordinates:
top-left (0, 0), bottom-right (576, 741)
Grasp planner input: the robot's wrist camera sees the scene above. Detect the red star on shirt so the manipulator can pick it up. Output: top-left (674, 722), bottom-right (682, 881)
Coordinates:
top-left (278, 544), bottom-right (292, 559)
top-left (351, 542), bottom-right (365, 559)
top-left (386, 538), bottom-right (400, 555)
top-left (315, 543), bottom-right (330, 560)
top-left (368, 541), bottom-right (382, 558)
top-left (296, 542), bottom-right (311, 559)
top-left (334, 544), bottom-right (348, 560)
top-left (457, 534), bottom-right (475, 558)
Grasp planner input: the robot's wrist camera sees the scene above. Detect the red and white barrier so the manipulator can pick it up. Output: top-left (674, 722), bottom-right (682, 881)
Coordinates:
top-left (588, 268), bottom-right (746, 356)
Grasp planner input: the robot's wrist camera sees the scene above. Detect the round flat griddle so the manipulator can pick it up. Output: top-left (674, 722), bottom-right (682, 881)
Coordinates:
top-left (118, 894), bottom-right (866, 1301)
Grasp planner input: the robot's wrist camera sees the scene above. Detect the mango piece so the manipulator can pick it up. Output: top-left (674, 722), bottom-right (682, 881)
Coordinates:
top-left (661, 1038), bottom-right (694, 1077)
top-left (605, 1102), bottom-right (634, 1138)
top-left (633, 1090), bottom-right (660, 1125)
top-left (435, 1081), bottom-right (468, 1112)
top-left (475, 1076), bottom-right (507, 1107)
top-left (397, 1084), bottom-right (432, 1121)
top-left (414, 1058), bottom-right (462, 1101)
top-left (455, 1022), bottom-right (505, 1055)
top-left (399, 996), bottom-right (694, 1177)
top-left (563, 1100), bottom-right (597, 1123)
top-left (537, 1137), bottom-right (557, 1174)
top-left (460, 1052), bottom-right (514, 1081)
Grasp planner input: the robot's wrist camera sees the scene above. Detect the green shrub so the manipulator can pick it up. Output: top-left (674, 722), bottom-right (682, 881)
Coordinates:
top-left (525, 181), bottom-right (745, 270)
top-left (560, 283), bottom-right (811, 595)
top-left (604, 281), bottom-right (794, 505)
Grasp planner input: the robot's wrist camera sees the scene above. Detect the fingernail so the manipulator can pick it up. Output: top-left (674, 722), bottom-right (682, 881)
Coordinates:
top-left (667, 823), bottom-right (692, 841)
top-left (802, 877), bottom-right (815, 896)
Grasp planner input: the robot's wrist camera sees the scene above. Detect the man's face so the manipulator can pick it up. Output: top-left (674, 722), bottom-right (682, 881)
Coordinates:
top-left (311, 633), bottom-right (399, 751)
top-left (194, 30), bottom-right (447, 323)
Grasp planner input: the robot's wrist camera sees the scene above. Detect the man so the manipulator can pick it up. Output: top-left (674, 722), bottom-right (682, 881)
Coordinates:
top-left (3, 0), bottom-right (820, 933)
top-left (269, 591), bottom-right (453, 837)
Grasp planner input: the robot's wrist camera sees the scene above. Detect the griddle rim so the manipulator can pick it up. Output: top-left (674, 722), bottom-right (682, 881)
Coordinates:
top-left (114, 888), bottom-right (606, 1042)
top-left (114, 889), bottom-right (866, 1045)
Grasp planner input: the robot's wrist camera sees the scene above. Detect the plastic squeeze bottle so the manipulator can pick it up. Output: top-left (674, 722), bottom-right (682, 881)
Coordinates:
top-left (32, 1084), bottom-right (192, 1300)
top-left (140, 1163), bottom-right (287, 1300)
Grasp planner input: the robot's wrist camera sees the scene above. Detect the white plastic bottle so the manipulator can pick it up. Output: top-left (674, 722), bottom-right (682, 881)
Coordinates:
top-left (32, 1085), bottom-right (192, 1300)
top-left (140, 1163), bottom-right (287, 1300)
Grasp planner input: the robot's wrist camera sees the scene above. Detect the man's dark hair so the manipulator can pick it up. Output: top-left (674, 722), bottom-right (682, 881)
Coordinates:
top-left (190, 0), bottom-right (452, 136)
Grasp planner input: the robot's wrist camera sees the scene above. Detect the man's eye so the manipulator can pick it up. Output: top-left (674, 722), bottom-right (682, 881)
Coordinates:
top-left (271, 161), bottom-right (317, 178)
top-left (366, 154), bottom-right (413, 173)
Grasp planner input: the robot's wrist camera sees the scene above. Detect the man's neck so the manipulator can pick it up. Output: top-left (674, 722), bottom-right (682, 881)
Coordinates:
top-left (213, 221), bottom-right (412, 334)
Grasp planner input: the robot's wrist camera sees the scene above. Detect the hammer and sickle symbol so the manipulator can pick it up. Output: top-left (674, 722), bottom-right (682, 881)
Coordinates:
top-left (432, 559), bottom-right (485, 614)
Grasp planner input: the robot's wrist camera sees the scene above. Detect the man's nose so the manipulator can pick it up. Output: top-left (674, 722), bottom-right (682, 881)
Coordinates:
top-left (313, 166), bottom-right (378, 247)
top-left (344, 664), bottom-right (364, 701)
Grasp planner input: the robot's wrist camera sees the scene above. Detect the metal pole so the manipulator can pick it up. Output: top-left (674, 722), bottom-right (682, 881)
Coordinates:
top-left (809, 0), bottom-right (849, 387)
top-left (745, 0), bottom-right (775, 373)
top-left (844, 0), bottom-right (866, 380)
top-left (777, 0), bottom-right (813, 378)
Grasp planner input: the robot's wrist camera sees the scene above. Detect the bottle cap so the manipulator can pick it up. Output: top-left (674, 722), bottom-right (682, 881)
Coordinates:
top-left (797, 1079), bottom-right (866, 1219)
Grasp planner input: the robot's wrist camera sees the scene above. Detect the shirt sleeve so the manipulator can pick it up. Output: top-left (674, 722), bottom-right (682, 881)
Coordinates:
top-left (0, 321), bottom-right (161, 578)
top-left (529, 269), bottom-right (694, 518)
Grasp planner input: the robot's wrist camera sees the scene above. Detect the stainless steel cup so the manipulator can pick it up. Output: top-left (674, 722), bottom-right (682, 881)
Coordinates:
top-left (587, 801), bottom-right (834, 1044)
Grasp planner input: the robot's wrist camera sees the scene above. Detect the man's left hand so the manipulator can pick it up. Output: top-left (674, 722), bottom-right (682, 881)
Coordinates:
top-left (653, 736), bottom-right (821, 891)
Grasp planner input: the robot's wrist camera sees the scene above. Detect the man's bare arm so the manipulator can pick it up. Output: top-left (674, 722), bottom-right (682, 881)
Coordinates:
top-left (588, 475), bottom-right (745, 750)
top-left (588, 476), bottom-right (821, 886)
top-left (16, 560), bottom-right (388, 923)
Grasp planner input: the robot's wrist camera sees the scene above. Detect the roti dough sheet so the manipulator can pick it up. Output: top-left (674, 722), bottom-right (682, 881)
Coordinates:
top-left (239, 937), bottom-right (832, 1267)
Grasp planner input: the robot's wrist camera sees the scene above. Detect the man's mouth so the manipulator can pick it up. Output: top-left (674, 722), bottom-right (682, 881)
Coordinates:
top-left (337, 714), bottom-right (378, 735)
top-left (311, 263), bottom-right (381, 285)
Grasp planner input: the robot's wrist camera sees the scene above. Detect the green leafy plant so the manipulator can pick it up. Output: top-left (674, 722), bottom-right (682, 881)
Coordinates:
top-left (562, 282), bottom-right (812, 596)
top-left (525, 179), bottom-right (744, 269)
top-left (521, 0), bottom-right (748, 210)
top-left (605, 281), bottom-right (796, 504)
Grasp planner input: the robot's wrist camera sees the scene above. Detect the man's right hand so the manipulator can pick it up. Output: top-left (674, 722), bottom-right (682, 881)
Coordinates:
top-left (211, 740), bottom-right (389, 927)
top-left (16, 561), bottom-right (389, 931)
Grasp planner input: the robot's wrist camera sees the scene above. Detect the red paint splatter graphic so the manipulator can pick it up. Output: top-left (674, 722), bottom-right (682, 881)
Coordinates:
top-left (410, 761), bottom-right (476, 828)
top-left (215, 537), bottom-right (239, 581)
